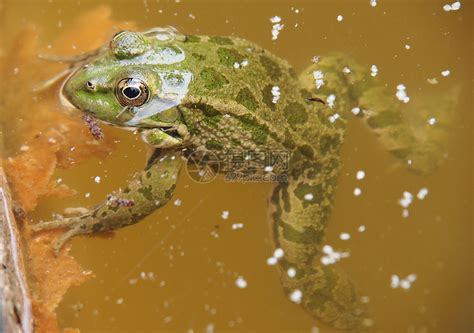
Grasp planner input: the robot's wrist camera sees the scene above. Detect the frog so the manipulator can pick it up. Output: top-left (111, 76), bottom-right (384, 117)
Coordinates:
top-left (33, 28), bottom-right (453, 331)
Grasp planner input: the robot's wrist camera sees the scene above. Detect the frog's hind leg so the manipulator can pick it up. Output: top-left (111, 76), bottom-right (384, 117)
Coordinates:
top-left (268, 179), bottom-right (373, 330)
top-left (298, 55), bottom-right (458, 174)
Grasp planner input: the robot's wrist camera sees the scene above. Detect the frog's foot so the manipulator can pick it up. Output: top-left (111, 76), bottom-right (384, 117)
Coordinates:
top-left (32, 214), bottom-right (98, 256)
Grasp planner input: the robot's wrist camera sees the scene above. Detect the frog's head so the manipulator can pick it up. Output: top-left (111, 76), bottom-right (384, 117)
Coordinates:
top-left (62, 31), bottom-right (192, 148)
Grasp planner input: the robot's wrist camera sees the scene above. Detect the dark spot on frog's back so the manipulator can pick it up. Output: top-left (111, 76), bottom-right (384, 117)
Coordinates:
top-left (199, 67), bottom-right (228, 90)
top-left (260, 55), bottom-right (282, 81)
top-left (283, 103), bottom-right (308, 126)
top-left (319, 133), bottom-right (341, 154)
top-left (205, 139), bottom-right (224, 150)
top-left (217, 47), bottom-right (244, 67)
top-left (185, 35), bottom-right (201, 43)
top-left (236, 87), bottom-right (258, 111)
top-left (208, 36), bottom-right (234, 45)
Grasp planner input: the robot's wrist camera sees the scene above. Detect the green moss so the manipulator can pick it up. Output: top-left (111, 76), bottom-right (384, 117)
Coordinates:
top-left (185, 35), bottom-right (201, 43)
top-left (236, 87), bottom-right (258, 111)
top-left (199, 67), bottom-right (228, 90)
top-left (367, 111), bottom-right (402, 128)
top-left (281, 221), bottom-right (324, 244)
top-left (217, 47), bottom-right (244, 66)
top-left (202, 114), bottom-right (222, 128)
top-left (208, 36), bottom-right (234, 45)
top-left (282, 130), bottom-right (296, 149)
top-left (164, 72), bottom-right (184, 85)
top-left (283, 103), bottom-right (308, 126)
top-left (390, 147), bottom-right (410, 159)
top-left (260, 55), bottom-right (282, 81)
top-left (205, 139), bottom-right (224, 150)
top-left (192, 52), bottom-right (206, 61)
top-left (138, 185), bottom-right (153, 201)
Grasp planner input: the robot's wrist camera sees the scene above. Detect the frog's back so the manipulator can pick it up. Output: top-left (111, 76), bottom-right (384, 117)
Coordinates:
top-left (175, 35), bottom-right (343, 171)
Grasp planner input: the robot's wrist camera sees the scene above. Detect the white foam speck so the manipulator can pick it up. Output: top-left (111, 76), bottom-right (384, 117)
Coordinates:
top-left (235, 276), bottom-right (247, 289)
top-left (441, 70), bottom-right (450, 77)
top-left (304, 193), bottom-right (314, 201)
top-left (356, 170), bottom-right (366, 180)
top-left (339, 232), bottom-right (351, 240)
top-left (354, 187), bottom-right (362, 196)
top-left (417, 187), bottom-right (429, 200)
top-left (337, 15), bottom-right (343, 22)
top-left (289, 289), bottom-right (303, 303)
top-left (94, 176), bottom-right (101, 184)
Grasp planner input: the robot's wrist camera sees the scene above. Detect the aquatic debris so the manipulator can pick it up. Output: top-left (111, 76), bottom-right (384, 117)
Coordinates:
top-left (326, 94), bottom-right (336, 108)
top-left (441, 70), bottom-right (450, 77)
top-left (289, 289), bottom-right (303, 303)
top-left (427, 117), bottom-right (437, 125)
top-left (94, 176), bottom-right (101, 184)
top-left (358, 225), bottom-right (366, 232)
top-left (370, 64), bottom-right (378, 77)
top-left (83, 114), bottom-right (104, 140)
top-left (443, 1), bottom-right (461, 11)
top-left (337, 15), bottom-right (344, 22)
top-left (287, 267), bottom-right (296, 278)
top-left (320, 245), bottom-right (350, 265)
top-left (405, 44), bottom-right (411, 50)
top-left (417, 187), bottom-right (429, 200)
top-left (370, 0), bottom-right (377, 7)
top-left (351, 107), bottom-right (361, 115)
top-left (174, 198), bottom-right (182, 206)
top-left (427, 77), bottom-right (439, 85)
top-left (356, 170), bottom-right (366, 180)
top-left (271, 86), bottom-right (281, 104)
top-left (221, 210), bottom-right (229, 219)
top-left (396, 84), bottom-right (410, 103)
top-left (313, 70), bottom-right (325, 89)
top-left (270, 16), bottom-right (284, 40)
top-left (354, 187), bottom-right (362, 196)
top-left (339, 232), bottom-right (351, 240)
top-left (235, 276), bottom-right (247, 289)
top-left (391, 273), bottom-right (417, 290)
top-left (304, 193), bottom-right (314, 201)
top-left (266, 247), bottom-right (284, 265)
top-left (343, 66), bottom-right (351, 74)
top-left (231, 223), bottom-right (244, 230)
top-left (328, 113), bottom-right (340, 123)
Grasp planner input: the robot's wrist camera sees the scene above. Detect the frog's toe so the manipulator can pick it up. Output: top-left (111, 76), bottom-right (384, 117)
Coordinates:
top-left (32, 216), bottom-right (82, 232)
top-left (52, 224), bottom-right (88, 256)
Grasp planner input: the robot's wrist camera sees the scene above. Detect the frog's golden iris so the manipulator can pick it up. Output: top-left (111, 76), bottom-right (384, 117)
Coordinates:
top-left (115, 77), bottom-right (150, 107)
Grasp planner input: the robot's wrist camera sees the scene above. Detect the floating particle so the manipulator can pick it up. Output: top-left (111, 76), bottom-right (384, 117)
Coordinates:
top-left (427, 118), bottom-right (437, 125)
top-left (274, 248), bottom-right (284, 259)
top-left (304, 193), bottom-right (314, 201)
top-left (289, 289), bottom-right (303, 303)
top-left (221, 210), bottom-right (230, 219)
top-left (94, 176), bottom-right (101, 184)
top-left (370, 64), bottom-right (378, 77)
top-left (358, 225), bottom-right (366, 232)
top-left (321, 245), bottom-right (350, 265)
top-left (116, 298), bottom-right (124, 305)
top-left (85, 192), bottom-right (91, 198)
top-left (337, 15), bottom-right (343, 22)
top-left (356, 170), bottom-right (366, 180)
top-left (370, 0), bottom-right (377, 7)
top-left (206, 323), bottom-right (215, 333)
top-left (396, 84), bottom-right (410, 103)
top-left (20, 145), bottom-right (29, 152)
top-left (351, 107), bottom-right (361, 115)
top-left (241, 59), bottom-right (249, 67)
top-left (326, 94), bottom-right (336, 108)
top-left (231, 223), bottom-right (244, 230)
top-left (271, 86), bottom-right (281, 104)
top-left (354, 187), bottom-right (362, 196)
top-left (399, 191), bottom-right (413, 208)
top-left (270, 16), bottom-right (284, 40)
top-left (328, 113), bottom-right (340, 123)
top-left (312, 55), bottom-right (320, 64)
top-left (83, 114), bottom-right (104, 140)
top-left (417, 187), bottom-right (429, 200)
top-left (441, 70), bottom-right (450, 77)
top-left (313, 70), bottom-right (325, 89)
top-left (235, 276), bottom-right (248, 289)
top-left (188, 13), bottom-right (196, 19)
top-left (287, 267), bottom-right (296, 278)
top-left (405, 44), bottom-right (411, 50)
top-left (443, 1), bottom-right (461, 11)
top-left (391, 273), bottom-right (417, 290)
top-left (360, 296), bottom-right (370, 303)
top-left (402, 209), bottom-right (409, 218)
top-left (339, 232), bottom-right (351, 240)
top-left (427, 77), bottom-right (439, 85)
top-left (266, 257), bottom-right (278, 266)
top-left (233, 62), bottom-right (240, 69)
top-left (174, 199), bottom-right (182, 206)
top-left (343, 66), bottom-right (351, 74)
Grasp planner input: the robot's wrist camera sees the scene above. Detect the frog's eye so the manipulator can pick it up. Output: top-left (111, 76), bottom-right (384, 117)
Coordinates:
top-left (116, 78), bottom-right (150, 107)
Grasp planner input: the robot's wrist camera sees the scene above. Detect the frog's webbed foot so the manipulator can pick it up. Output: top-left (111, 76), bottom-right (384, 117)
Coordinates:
top-left (32, 213), bottom-right (98, 256)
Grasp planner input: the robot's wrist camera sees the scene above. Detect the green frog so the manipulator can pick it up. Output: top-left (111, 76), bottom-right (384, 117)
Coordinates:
top-left (33, 28), bottom-right (452, 331)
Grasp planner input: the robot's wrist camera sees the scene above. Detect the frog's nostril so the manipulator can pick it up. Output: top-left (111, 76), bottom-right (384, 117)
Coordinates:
top-left (86, 81), bottom-right (96, 91)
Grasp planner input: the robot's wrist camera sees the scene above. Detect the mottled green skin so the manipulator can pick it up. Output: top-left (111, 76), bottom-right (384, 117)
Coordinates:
top-left (34, 30), bottom-right (452, 331)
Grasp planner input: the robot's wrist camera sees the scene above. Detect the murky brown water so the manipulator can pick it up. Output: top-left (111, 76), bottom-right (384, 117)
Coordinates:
top-left (1, 0), bottom-right (472, 332)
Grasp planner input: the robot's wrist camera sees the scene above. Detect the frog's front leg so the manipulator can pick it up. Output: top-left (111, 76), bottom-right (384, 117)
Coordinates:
top-left (33, 150), bottom-right (182, 255)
